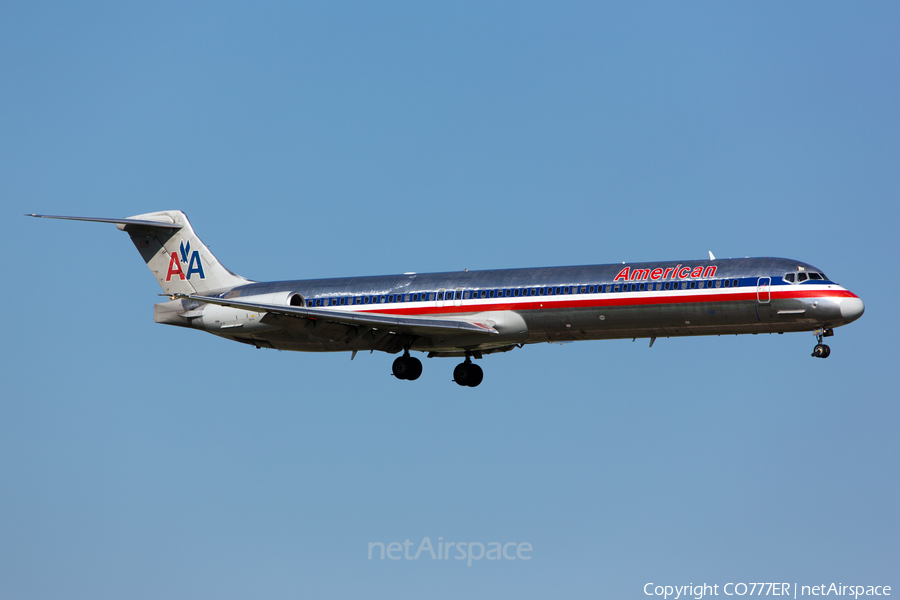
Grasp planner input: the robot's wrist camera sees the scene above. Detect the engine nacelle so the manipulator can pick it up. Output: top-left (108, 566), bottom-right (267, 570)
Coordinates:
top-left (198, 291), bottom-right (304, 332)
top-left (154, 291), bottom-right (304, 332)
top-left (231, 291), bottom-right (305, 307)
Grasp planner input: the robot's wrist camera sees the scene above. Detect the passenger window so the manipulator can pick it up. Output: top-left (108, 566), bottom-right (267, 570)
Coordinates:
top-left (797, 273), bottom-right (808, 282)
top-left (784, 273), bottom-right (795, 283)
top-left (732, 279), bottom-right (739, 287)
top-left (555, 287), bottom-right (561, 294)
top-left (580, 286), bottom-right (586, 293)
top-left (639, 283), bottom-right (645, 291)
top-left (715, 280), bottom-right (721, 288)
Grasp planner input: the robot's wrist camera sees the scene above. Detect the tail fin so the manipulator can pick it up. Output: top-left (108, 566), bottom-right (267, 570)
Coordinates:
top-left (124, 210), bottom-right (251, 295)
top-left (29, 210), bottom-right (252, 295)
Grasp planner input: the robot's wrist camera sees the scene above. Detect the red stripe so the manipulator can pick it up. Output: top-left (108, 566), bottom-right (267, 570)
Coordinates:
top-left (351, 288), bottom-right (856, 317)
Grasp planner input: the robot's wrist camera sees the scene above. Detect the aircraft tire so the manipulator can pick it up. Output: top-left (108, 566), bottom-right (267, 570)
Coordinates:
top-left (466, 363), bottom-right (484, 387)
top-left (453, 363), bottom-right (470, 386)
top-left (393, 356), bottom-right (410, 379)
top-left (453, 362), bottom-right (484, 387)
top-left (812, 344), bottom-right (831, 358)
top-left (407, 357), bottom-right (423, 380)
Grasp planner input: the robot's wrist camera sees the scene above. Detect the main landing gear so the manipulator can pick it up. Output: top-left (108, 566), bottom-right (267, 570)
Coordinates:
top-left (392, 351), bottom-right (484, 387)
top-left (812, 328), bottom-right (833, 359)
top-left (392, 351), bottom-right (422, 380)
top-left (453, 356), bottom-right (484, 387)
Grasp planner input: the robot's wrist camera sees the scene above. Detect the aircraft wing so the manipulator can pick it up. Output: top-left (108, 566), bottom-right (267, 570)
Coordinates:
top-left (176, 294), bottom-right (499, 337)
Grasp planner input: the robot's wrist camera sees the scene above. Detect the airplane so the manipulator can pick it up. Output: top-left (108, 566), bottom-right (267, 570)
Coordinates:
top-left (28, 210), bottom-right (864, 387)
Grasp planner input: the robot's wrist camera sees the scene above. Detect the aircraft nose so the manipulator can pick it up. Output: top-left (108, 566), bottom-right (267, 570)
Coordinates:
top-left (840, 296), bottom-right (865, 323)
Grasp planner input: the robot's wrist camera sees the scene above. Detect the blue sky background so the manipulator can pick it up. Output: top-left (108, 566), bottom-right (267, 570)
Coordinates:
top-left (2, 2), bottom-right (898, 598)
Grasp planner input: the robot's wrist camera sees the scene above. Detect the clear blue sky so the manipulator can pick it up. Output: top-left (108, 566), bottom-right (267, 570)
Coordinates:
top-left (2, 2), bottom-right (898, 598)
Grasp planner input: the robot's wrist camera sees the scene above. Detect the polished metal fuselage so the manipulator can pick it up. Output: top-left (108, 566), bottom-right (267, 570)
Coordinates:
top-left (168, 256), bottom-right (863, 356)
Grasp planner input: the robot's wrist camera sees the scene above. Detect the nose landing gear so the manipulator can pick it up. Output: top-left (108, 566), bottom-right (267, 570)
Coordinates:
top-left (811, 328), bottom-right (833, 359)
top-left (453, 356), bottom-right (484, 387)
top-left (392, 351), bottom-right (423, 380)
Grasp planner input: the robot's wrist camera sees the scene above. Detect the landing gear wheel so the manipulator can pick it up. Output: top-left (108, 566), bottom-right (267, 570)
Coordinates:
top-left (407, 357), bottom-right (423, 380)
top-left (812, 344), bottom-right (831, 359)
top-left (453, 361), bottom-right (484, 387)
top-left (393, 355), bottom-right (422, 380)
top-left (467, 363), bottom-right (483, 387)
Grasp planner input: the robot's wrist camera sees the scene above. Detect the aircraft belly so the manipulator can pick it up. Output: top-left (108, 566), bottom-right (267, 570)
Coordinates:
top-left (209, 295), bottom-right (847, 351)
top-left (527, 298), bottom-right (836, 343)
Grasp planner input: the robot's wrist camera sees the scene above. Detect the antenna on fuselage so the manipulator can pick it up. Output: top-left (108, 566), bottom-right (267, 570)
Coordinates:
top-left (708, 251), bottom-right (716, 260)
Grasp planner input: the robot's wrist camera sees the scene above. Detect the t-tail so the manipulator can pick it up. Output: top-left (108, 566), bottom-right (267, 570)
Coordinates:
top-left (27, 210), bottom-right (251, 295)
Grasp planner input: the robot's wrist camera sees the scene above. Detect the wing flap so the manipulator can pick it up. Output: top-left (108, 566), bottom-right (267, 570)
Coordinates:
top-left (176, 294), bottom-right (499, 337)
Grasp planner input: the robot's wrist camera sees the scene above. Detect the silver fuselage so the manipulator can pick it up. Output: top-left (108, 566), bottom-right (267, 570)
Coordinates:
top-left (161, 256), bottom-right (864, 357)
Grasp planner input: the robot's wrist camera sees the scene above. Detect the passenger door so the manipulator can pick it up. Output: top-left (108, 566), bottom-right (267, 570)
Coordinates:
top-left (756, 277), bottom-right (771, 304)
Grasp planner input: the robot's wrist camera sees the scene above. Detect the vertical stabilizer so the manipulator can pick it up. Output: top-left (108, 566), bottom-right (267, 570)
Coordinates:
top-left (122, 210), bottom-right (252, 295)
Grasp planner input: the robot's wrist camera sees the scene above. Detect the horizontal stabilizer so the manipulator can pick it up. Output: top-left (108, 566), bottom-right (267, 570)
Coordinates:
top-left (26, 214), bottom-right (183, 230)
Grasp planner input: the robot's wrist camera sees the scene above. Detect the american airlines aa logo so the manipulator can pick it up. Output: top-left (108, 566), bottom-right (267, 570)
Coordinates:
top-left (166, 241), bottom-right (205, 281)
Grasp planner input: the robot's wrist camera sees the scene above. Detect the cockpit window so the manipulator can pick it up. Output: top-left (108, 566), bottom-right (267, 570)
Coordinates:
top-left (784, 273), bottom-right (795, 283)
top-left (808, 273), bottom-right (823, 280)
top-left (797, 273), bottom-right (808, 282)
